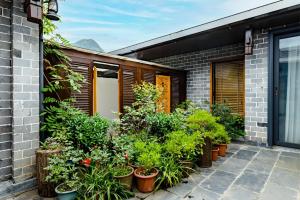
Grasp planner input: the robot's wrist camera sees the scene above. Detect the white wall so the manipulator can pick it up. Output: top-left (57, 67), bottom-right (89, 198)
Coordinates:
top-left (96, 77), bottom-right (119, 120)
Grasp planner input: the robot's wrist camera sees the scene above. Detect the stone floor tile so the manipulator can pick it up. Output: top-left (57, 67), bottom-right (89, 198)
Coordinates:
top-left (227, 144), bottom-right (241, 153)
top-left (187, 186), bottom-right (220, 200)
top-left (134, 188), bottom-right (153, 199)
top-left (145, 190), bottom-right (179, 200)
top-left (217, 158), bottom-right (249, 175)
top-left (247, 157), bottom-right (275, 175)
top-left (259, 182), bottom-right (299, 200)
top-left (280, 151), bottom-right (300, 158)
top-left (269, 167), bottom-right (300, 190)
top-left (256, 149), bottom-right (279, 161)
top-left (187, 173), bottom-right (206, 185)
top-left (167, 181), bottom-right (196, 197)
top-left (233, 169), bottom-right (268, 193)
top-left (232, 150), bottom-right (257, 161)
top-left (196, 167), bottom-right (215, 177)
top-left (244, 146), bottom-right (261, 152)
top-left (276, 156), bottom-right (300, 172)
top-left (221, 185), bottom-right (258, 200)
top-left (200, 170), bottom-right (236, 194)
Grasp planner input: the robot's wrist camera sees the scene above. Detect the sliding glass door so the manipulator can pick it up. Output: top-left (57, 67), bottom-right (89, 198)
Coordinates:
top-left (274, 31), bottom-right (300, 148)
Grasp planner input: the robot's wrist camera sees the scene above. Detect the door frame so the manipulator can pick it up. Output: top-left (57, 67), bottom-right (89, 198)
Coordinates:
top-left (268, 26), bottom-right (300, 148)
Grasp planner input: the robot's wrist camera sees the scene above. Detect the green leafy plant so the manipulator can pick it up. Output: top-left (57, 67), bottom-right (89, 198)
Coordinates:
top-left (78, 166), bottom-right (133, 200)
top-left (112, 165), bottom-right (133, 177)
top-left (212, 124), bottom-right (231, 145)
top-left (119, 82), bottom-right (162, 134)
top-left (156, 157), bottom-right (183, 189)
top-left (211, 104), bottom-right (245, 140)
top-left (146, 112), bottom-right (184, 139)
top-left (134, 140), bottom-right (161, 175)
top-left (164, 130), bottom-right (202, 161)
top-left (46, 146), bottom-right (85, 192)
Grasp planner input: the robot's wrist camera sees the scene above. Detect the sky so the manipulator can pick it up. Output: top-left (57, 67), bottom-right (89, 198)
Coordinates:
top-left (55, 0), bottom-right (279, 52)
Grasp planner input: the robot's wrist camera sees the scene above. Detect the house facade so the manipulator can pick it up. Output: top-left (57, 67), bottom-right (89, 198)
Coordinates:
top-left (0, 0), bottom-right (41, 196)
top-left (112, 1), bottom-right (300, 149)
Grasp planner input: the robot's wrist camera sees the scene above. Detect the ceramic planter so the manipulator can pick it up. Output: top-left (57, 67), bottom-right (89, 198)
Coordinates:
top-left (211, 147), bottom-right (219, 161)
top-left (55, 184), bottom-right (77, 200)
top-left (113, 166), bottom-right (134, 190)
top-left (179, 160), bottom-right (194, 177)
top-left (218, 144), bottom-right (227, 157)
top-left (134, 168), bottom-right (158, 193)
top-left (198, 137), bottom-right (212, 168)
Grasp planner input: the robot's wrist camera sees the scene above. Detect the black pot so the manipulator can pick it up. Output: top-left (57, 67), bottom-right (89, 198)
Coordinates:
top-left (198, 137), bottom-right (212, 168)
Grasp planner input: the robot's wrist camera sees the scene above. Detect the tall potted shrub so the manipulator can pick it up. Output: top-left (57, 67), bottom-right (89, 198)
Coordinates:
top-left (213, 125), bottom-right (231, 157)
top-left (133, 140), bottom-right (161, 193)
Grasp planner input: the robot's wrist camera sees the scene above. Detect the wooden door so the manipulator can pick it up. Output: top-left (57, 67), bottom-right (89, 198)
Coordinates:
top-left (213, 60), bottom-right (245, 115)
top-left (156, 75), bottom-right (171, 113)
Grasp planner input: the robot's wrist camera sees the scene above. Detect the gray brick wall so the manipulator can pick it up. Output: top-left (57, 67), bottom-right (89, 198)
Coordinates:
top-left (244, 29), bottom-right (268, 144)
top-left (153, 43), bottom-right (245, 110)
top-left (0, 0), bottom-right (13, 181)
top-left (0, 0), bottom-right (40, 183)
top-left (152, 36), bottom-right (269, 145)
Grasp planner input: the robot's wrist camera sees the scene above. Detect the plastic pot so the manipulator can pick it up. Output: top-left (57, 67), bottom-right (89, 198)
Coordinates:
top-left (218, 144), bottom-right (227, 157)
top-left (55, 184), bottom-right (77, 200)
top-left (134, 168), bottom-right (158, 193)
top-left (212, 148), bottom-right (219, 161)
top-left (113, 166), bottom-right (134, 190)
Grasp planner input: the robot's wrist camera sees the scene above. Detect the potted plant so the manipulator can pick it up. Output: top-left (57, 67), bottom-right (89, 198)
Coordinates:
top-left (211, 146), bottom-right (219, 161)
top-left (213, 124), bottom-right (230, 157)
top-left (133, 140), bottom-right (161, 193)
top-left (36, 137), bottom-right (61, 197)
top-left (46, 146), bottom-right (84, 200)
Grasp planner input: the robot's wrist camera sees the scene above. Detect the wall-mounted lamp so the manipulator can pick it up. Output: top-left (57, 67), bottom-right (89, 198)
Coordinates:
top-left (24, 0), bottom-right (60, 23)
top-left (245, 29), bottom-right (253, 55)
top-left (45, 0), bottom-right (60, 21)
top-left (24, 0), bottom-right (43, 23)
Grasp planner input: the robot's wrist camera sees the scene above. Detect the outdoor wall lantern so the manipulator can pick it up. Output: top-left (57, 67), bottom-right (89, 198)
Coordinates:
top-left (24, 0), bottom-right (60, 23)
top-left (245, 29), bottom-right (253, 55)
top-left (45, 0), bottom-right (60, 21)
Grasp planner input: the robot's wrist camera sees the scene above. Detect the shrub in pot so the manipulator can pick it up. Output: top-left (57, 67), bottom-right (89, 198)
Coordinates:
top-left (133, 140), bottom-right (161, 193)
top-left (211, 147), bottom-right (219, 161)
top-left (46, 146), bottom-right (84, 200)
top-left (213, 125), bottom-right (231, 157)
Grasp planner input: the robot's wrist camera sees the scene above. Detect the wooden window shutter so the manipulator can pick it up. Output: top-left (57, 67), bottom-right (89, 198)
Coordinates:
top-left (141, 69), bottom-right (155, 84)
top-left (214, 61), bottom-right (245, 115)
top-left (122, 67), bottom-right (137, 109)
top-left (70, 62), bottom-right (93, 115)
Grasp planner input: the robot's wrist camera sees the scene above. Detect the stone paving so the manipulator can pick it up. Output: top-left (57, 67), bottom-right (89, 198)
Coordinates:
top-left (5, 143), bottom-right (300, 200)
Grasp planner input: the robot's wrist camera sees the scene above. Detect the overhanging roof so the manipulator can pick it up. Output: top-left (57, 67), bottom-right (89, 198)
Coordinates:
top-left (110, 0), bottom-right (300, 57)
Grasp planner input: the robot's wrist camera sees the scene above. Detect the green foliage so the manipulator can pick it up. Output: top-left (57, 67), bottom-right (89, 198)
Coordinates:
top-left (78, 166), bottom-right (133, 200)
top-left (112, 165), bottom-right (133, 177)
top-left (213, 126), bottom-right (231, 144)
top-left (176, 100), bottom-right (198, 116)
top-left (46, 146), bottom-right (85, 192)
top-left (134, 140), bottom-right (161, 174)
top-left (156, 157), bottom-right (183, 189)
top-left (146, 112), bottom-right (184, 139)
top-left (90, 148), bottom-right (111, 166)
top-left (164, 130), bottom-right (203, 161)
top-left (211, 104), bottom-right (245, 139)
top-left (40, 137), bottom-right (61, 150)
top-left (67, 113), bottom-right (110, 149)
top-left (120, 82), bottom-right (162, 134)
top-left (187, 109), bottom-right (220, 133)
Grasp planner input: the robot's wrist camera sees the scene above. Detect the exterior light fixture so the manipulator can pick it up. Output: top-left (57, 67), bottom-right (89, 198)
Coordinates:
top-left (245, 29), bottom-right (253, 55)
top-left (24, 0), bottom-right (43, 23)
top-left (46, 0), bottom-right (60, 21)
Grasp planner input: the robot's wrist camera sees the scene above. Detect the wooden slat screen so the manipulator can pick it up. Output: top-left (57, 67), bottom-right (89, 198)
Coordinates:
top-left (214, 61), bottom-right (244, 115)
top-left (141, 69), bottom-right (155, 84)
top-left (122, 67), bottom-right (137, 108)
top-left (70, 62), bottom-right (92, 114)
top-left (171, 76), bottom-right (180, 111)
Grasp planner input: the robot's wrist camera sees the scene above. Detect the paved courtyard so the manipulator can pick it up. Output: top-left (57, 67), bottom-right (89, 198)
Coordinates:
top-left (6, 143), bottom-right (300, 200)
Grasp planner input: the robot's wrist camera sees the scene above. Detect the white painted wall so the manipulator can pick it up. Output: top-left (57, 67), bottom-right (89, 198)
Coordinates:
top-left (96, 77), bottom-right (119, 120)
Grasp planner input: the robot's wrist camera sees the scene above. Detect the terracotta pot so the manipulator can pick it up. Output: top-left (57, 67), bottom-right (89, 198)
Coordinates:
top-left (113, 166), bottom-right (134, 190)
top-left (198, 137), bottom-right (212, 168)
top-left (179, 160), bottom-right (194, 177)
top-left (134, 168), bottom-right (158, 193)
top-left (218, 144), bottom-right (227, 157)
top-left (211, 148), bottom-right (219, 161)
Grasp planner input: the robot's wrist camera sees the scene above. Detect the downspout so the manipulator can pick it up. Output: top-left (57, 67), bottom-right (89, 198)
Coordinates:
top-left (39, 23), bottom-right (45, 142)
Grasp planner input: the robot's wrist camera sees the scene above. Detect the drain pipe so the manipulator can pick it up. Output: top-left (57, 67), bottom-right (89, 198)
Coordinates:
top-left (39, 23), bottom-right (45, 142)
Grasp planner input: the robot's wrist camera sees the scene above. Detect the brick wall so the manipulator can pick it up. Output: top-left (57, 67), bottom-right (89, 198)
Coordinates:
top-left (244, 29), bottom-right (268, 144)
top-left (0, 0), bottom-right (13, 181)
top-left (152, 43), bottom-right (244, 110)
top-left (152, 37), bottom-right (268, 145)
top-left (0, 0), bottom-right (40, 183)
